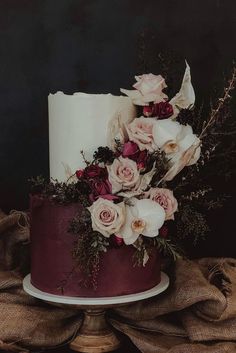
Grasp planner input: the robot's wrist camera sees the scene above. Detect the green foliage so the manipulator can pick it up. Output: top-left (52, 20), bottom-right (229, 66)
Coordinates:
top-left (69, 212), bottom-right (109, 288)
top-left (29, 177), bottom-right (91, 206)
top-left (153, 237), bottom-right (182, 261)
top-left (175, 204), bottom-right (210, 245)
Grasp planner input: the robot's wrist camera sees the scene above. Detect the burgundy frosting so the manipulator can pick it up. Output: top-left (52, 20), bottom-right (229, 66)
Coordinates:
top-left (30, 195), bottom-right (161, 297)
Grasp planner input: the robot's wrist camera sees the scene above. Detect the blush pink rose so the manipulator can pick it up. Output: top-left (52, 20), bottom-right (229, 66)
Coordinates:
top-left (107, 157), bottom-right (141, 194)
top-left (120, 74), bottom-right (168, 106)
top-left (147, 188), bottom-right (178, 220)
top-left (88, 199), bottom-right (125, 238)
top-left (126, 117), bottom-right (157, 152)
top-left (133, 74), bottom-right (168, 104)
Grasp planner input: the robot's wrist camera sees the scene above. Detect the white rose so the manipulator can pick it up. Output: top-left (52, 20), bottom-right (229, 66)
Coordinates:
top-left (147, 188), bottom-right (178, 220)
top-left (118, 198), bottom-right (165, 245)
top-left (126, 117), bottom-right (157, 152)
top-left (153, 119), bottom-right (200, 166)
top-left (88, 198), bottom-right (125, 238)
top-left (120, 74), bottom-right (168, 106)
top-left (107, 157), bottom-right (141, 194)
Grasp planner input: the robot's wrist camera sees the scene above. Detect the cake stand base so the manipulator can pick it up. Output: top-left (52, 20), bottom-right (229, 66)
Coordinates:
top-left (23, 273), bottom-right (169, 353)
top-left (69, 309), bottom-right (120, 352)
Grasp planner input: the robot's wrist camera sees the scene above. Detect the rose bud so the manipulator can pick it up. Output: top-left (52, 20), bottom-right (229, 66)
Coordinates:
top-left (143, 105), bottom-right (153, 117)
top-left (137, 161), bottom-right (146, 171)
top-left (83, 164), bottom-right (107, 179)
top-left (76, 169), bottom-right (84, 178)
top-left (153, 102), bottom-right (173, 119)
top-left (136, 150), bottom-right (148, 170)
top-left (113, 235), bottom-right (124, 247)
top-left (89, 179), bottom-right (119, 202)
top-left (122, 141), bottom-right (140, 159)
top-left (159, 225), bottom-right (169, 238)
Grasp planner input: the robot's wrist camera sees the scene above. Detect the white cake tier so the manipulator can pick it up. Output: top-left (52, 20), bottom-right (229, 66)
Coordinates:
top-left (48, 92), bottom-right (137, 182)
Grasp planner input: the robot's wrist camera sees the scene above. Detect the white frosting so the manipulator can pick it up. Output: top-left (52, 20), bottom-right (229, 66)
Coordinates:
top-left (48, 92), bottom-right (137, 181)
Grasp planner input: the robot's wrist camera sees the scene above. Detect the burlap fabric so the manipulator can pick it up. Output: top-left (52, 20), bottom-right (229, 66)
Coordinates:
top-left (0, 210), bottom-right (82, 352)
top-left (110, 258), bottom-right (236, 352)
top-left (1, 209), bottom-right (236, 352)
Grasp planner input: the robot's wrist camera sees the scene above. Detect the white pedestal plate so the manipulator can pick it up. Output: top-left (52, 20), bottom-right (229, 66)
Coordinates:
top-left (23, 273), bottom-right (169, 353)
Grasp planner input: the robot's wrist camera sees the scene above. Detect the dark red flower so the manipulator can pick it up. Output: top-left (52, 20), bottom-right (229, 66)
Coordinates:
top-left (89, 178), bottom-right (119, 202)
top-left (75, 169), bottom-right (84, 178)
top-left (122, 141), bottom-right (140, 159)
top-left (136, 150), bottom-right (148, 170)
top-left (159, 225), bottom-right (169, 238)
top-left (122, 142), bottom-right (148, 170)
top-left (83, 164), bottom-right (107, 179)
top-left (112, 235), bottom-right (124, 247)
top-left (153, 102), bottom-right (174, 119)
top-left (143, 105), bottom-right (153, 117)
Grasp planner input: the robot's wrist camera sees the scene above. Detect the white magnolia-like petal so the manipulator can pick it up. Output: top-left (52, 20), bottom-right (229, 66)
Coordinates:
top-left (117, 204), bottom-right (138, 244)
top-left (178, 129), bottom-right (197, 152)
top-left (161, 141), bottom-right (201, 181)
top-left (153, 119), bottom-right (182, 148)
top-left (139, 163), bottom-right (156, 192)
top-left (120, 88), bottom-right (142, 100)
top-left (170, 61), bottom-right (195, 118)
top-left (117, 198), bottom-right (165, 244)
top-left (187, 142), bottom-right (201, 166)
top-left (136, 199), bottom-right (165, 235)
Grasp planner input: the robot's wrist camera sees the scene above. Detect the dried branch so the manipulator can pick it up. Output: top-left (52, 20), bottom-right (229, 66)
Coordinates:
top-left (199, 67), bottom-right (236, 140)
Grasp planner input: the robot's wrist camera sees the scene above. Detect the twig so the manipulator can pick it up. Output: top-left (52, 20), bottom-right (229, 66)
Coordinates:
top-left (199, 67), bottom-right (236, 140)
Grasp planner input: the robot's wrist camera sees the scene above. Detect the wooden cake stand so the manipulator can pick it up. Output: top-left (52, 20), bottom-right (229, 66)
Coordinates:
top-left (23, 273), bottom-right (169, 353)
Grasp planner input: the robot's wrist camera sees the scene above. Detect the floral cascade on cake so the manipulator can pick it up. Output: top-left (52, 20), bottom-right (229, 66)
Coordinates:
top-left (30, 62), bottom-right (236, 296)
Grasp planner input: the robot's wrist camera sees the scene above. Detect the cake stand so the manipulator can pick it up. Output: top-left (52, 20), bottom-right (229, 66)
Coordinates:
top-left (23, 273), bottom-right (169, 353)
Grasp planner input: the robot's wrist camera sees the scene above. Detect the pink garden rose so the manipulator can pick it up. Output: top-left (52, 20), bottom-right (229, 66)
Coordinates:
top-left (88, 199), bottom-right (125, 238)
top-left (133, 74), bottom-right (167, 100)
top-left (107, 157), bottom-right (141, 194)
top-left (126, 117), bottom-right (157, 152)
top-left (120, 74), bottom-right (168, 106)
top-left (147, 188), bottom-right (178, 220)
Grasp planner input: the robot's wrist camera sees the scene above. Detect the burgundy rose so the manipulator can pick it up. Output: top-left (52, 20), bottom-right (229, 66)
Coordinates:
top-left (112, 235), bottom-right (124, 247)
top-left (122, 142), bottom-right (148, 170)
top-left (159, 225), bottom-right (169, 238)
top-left (75, 169), bottom-right (84, 178)
top-left (153, 102), bottom-right (173, 119)
top-left (122, 141), bottom-right (140, 159)
top-left (83, 164), bottom-right (107, 179)
top-left (136, 150), bottom-right (148, 170)
top-left (143, 105), bottom-right (153, 117)
top-left (89, 178), bottom-right (118, 202)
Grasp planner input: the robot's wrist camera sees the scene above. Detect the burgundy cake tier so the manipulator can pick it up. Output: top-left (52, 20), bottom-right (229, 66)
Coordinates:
top-left (30, 195), bottom-right (161, 297)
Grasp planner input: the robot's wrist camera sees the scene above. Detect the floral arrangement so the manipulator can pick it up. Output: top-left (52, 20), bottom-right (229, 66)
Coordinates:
top-left (30, 61), bottom-right (236, 279)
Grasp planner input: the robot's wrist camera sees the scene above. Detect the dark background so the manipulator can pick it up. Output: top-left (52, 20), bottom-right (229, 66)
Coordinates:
top-left (0, 0), bottom-right (236, 257)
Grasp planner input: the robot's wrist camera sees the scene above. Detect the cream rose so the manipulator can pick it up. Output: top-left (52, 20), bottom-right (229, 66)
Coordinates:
top-left (118, 198), bottom-right (165, 245)
top-left (153, 119), bottom-right (201, 166)
top-left (147, 188), bottom-right (178, 220)
top-left (107, 157), bottom-right (141, 194)
top-left (88, 198), bottom-right (125, 238)
top-left (126, 117), bottom-right (157, 152)
top-left (120, 74), bottom-right (168, 106)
